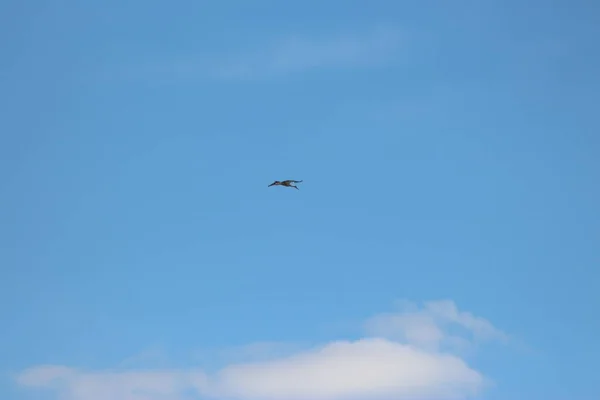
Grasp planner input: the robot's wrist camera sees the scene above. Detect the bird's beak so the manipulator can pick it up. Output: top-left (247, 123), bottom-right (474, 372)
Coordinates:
top-left (268, 182), bottom-right (275, 187)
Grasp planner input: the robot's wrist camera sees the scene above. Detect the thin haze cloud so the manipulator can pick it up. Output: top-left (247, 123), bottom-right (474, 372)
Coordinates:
top-left (213, 27), bottom-right (403, 79)
top-left (365, 299), bottom-right (510, 352)
top-left (16, 300), bottom-right (506, 400)
top-left (124, 27), bottom-right (403, 82)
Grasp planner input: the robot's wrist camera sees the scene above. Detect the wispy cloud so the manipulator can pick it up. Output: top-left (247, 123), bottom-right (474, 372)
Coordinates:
top-left (16, 300), bottom-right (506, 400)
top-left (365, 299), bottom-right (509, 352)
top-left (124, 27), bottom-right (403, 82)
top-left (214, 341), bottom-right (308, 364)
top-left (214, 27), bottom-right (403, 79)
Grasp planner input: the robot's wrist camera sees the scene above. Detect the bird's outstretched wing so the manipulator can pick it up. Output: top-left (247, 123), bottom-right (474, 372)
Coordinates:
top-left (283, 180), bottom-right (302, 184)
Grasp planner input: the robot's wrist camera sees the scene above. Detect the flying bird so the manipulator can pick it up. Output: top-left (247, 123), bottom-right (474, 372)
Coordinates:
top-left (268, 180), bottom-right (303, 190)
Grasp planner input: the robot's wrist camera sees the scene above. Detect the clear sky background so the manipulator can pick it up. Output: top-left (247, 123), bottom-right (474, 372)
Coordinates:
top-left (1, 1), bottom-right (599, 399)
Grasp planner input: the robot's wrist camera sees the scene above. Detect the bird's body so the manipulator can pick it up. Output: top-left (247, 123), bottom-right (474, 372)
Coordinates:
top-left (268, 180), bottom-right (303, 190)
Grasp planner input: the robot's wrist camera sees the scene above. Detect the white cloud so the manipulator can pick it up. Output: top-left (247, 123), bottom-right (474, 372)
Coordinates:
top-left (16, 300), bottom-right (506, 400)
top-left (204, 338), bottom-right (483, 400)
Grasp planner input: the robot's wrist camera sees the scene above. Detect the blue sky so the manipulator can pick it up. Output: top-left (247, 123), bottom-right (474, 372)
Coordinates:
top-left (1, 1), bottom-right (599, 399)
